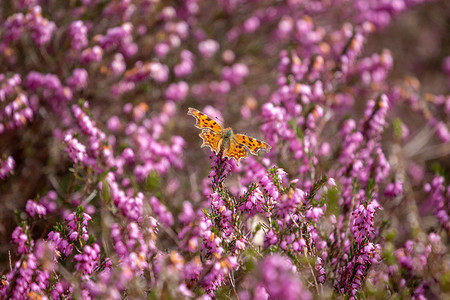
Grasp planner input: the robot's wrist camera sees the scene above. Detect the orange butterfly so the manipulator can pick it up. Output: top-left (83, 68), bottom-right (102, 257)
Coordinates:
top-left (188, 107), bottom-right (271, 164)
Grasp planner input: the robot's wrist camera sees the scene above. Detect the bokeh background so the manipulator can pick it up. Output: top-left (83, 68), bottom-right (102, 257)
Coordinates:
top-left (0, 0), bottom-right (449, 298)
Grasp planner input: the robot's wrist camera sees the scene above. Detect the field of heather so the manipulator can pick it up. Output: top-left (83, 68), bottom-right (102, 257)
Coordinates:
top-left (0, 1), bottom-right (449, 299)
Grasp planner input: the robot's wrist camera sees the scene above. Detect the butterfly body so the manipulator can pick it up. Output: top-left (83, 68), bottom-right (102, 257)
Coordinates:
top-left (188, 107), bottom-right (271, 164)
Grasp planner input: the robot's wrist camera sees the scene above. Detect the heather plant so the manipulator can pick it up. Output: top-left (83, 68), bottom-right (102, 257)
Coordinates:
top-left (0, 1), bottom-right (449, 299)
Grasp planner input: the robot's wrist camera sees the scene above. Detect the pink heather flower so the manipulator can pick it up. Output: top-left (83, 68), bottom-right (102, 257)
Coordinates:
top-left (74, 243), bottom-right (101, 275)
top-left (0, 74), bottom-right (21, 102)
top-left (198, 39), bottom-right (219, 58)
top-left (69, 20), bottom-right (88, 51)
top-left (259, 255), bottom-right (312, 300)
top-left (327, 177), bottom-right (336, 186)
top-left (165, 81), bottom-right (189, 101)
top-left (109, 53), bottom-right (126, 75)
top-left (174, 59), bottom-right (194, 77)
top-left (222, 63), bottom-right (249, 85)
top-left (107, 115), bottom-right (121, 132)
top-left (222, 49), bottom-right (235, 63)
top-left (425, 175), bottom-right (450, 231)
top-left (2, 13), bottom-right (25, 47)
top-left (352, 200), bottom-right (381, 243)
top-left (149, 196), bottom-right (174, 227)
top-left (149, 62), bottom-right (169, 83)
top-left (0, 156), bottom-right (15, 179)
top-left (26, 6), bottom-right (56, 46)
top-left (64, 134), bottom-right (88, 165)
top-left (11, 226), bottom-right (29, 254)
top-left (316, 257), bottom-right (326, 283)
top-left (38, 190), bottom-right (58, 213)
top-left (384, 180), bottom-right (403, 197)
top-left (306, 207), bottom-right (324, 222)
top-left (122, 147), bottom-right (135, 163)
top-left (277, 16), bottom-right (294, 38)
top-left (81, 46), bottom-right (103, 63)
top-left (178, 283), bottom-right (194, 298)
top-left (47, 231), bottom-right (73, 257)
top-left (243, 16), bottom-right (260, 33)
top-left (435, 122), bottom-right (450, 142)
top-left (66, 68), bottom-right (88, 90)
top-left (235, 238), bottom-right (246, 251)
top-left (25, 199), bottom-right (47, 217)
top-left (155, 42), bottom-right (170, 58)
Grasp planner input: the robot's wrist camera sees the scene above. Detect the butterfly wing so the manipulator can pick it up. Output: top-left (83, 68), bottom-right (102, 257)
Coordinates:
top-left (187, 107), bottom-right (223, 133)
top-left (199, 129), bottom-right (223, 154)
top-left (234, 134), bottom-right (271, 155)
top-left (223, 138), bottom-right (249, 165)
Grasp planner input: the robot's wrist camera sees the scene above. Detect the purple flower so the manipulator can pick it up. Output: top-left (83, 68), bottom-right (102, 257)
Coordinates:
top-left (74, 243), bottom-right (101, 275)
top-left (424, 175), bottom-right (450, 231)
top-left (149, 196), bottom-right (174, 227)
top-left (81, 46), bottom-right (104, 63)
top-left (69, 20), bottom-right (88, 51)
top-left (66, 68), bottom-right (88, 90)
top-left (25, 199), bottom-right (47, 217)
top-left (352, 199), bottom-right (381, 243)
top-left (243, 16), bottom-right (260, 33)
top-left (258, 255), bottom-right (312, 300)
top-left (198, 39), bottom-right (220, 58)
top-left (64, 133), bottom-right (89, 165)
top-left (0, 156), bottom-right (15, 179)
top-left (165, 81), bottom-right (189, 101)
top-left (221, 63), bottom-right (249, 85)
top-left (110, 53), bottom-right (126, 75)
top-left (12, 226), bottom-right (30, 254)
top-left (26, 6), bottom-right (56, 46)
top-left (384, 180), bottom-right (403, 197)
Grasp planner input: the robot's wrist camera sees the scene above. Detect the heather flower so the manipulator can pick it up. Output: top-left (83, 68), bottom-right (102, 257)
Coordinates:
top-left (424, 175), bottom-right (450, 231)
top-left (222, 63), bottom-right (249, 85)
top-left (0, 156), bottom-right (15, 179)
top-left (384, 180), bottom-right (403, 197)
top-left (109, 53), bottom-right (126, 75)
top-left (47, 231), bottom-right (73, 257)
top-left (66, 210), bottom-right (91, 242)
top-left (27, 6), bottom-right (56, 44)
top-left (351, 199), bottom-right (381, 243)
top-left (257, 255), bottom-right (312, 300)
top-left (165, 81), bottom-right (189, 101)
top-left (149, 196), bottom-right (174, 227)
top-left (8, 254), bottom-right (38, 299)
top-left (11, 225), bottom-right (30, 255)
top-left (174, 50), bottom-right (195, 77)
top-left (74, 243), bottom-right (101, 276)
top-left (0, 93), bottom-right (33, 132)
top-left (66, 68), bottom-right (88, 90)
top-left (81, 46), bottom-right (104, 63)
top-left (96, 22), bottom-right (137, 58)
top-left (64, 133), bottom-right (89, 165)
top-left (0, 74), bottom-right (21, 102)
top-left (2, 13), bottom-right (26, 47)
top-left (25, 199), bottom-right (46, 217)
top-left (198, 39), bottom-right (220, 58)
top-left (69, 20), bottom-right (88, 51)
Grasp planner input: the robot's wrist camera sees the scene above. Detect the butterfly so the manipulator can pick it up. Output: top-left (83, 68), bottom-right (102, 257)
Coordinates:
top-left (188, 107), bottom-right (271, 164)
